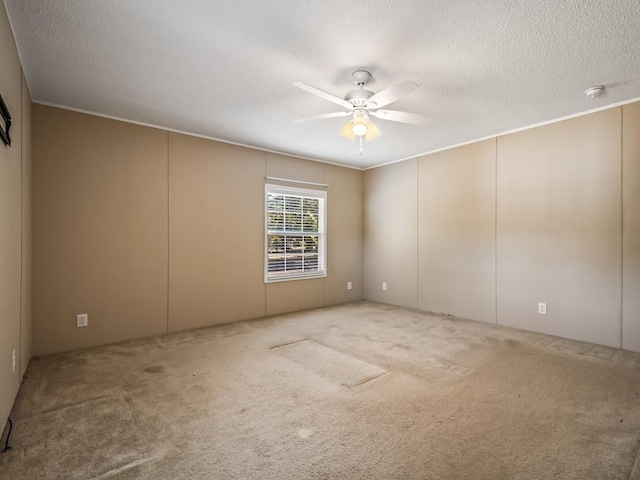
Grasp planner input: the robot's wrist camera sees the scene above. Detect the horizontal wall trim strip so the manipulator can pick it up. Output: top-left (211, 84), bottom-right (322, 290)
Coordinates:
top-left (265, 176), bottom-right (329, 187)
top-left (31, 101), bottom-right (361, 171)
top-left (33, 94), bottom-right (640, 172)
top-left (366, 94), bottom-right (640, 171)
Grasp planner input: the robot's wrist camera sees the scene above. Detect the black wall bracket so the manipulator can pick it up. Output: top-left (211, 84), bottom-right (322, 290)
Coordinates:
top-left (0, 94), bottom-right (11, 147)
top-left (1, 418), bottom-right (12, 453)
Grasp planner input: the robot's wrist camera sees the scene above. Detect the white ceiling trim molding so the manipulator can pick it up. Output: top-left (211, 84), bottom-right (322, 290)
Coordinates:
top-left (35, 94), bottom-right (640, 173)
top-left (366, 95), bottom-right (640, 171)
top-left (33, 100), bottom-right (362, 171)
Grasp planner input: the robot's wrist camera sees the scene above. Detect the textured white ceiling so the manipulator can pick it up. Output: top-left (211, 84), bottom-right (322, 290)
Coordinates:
top-left (5, 0), bottom-right (640, 168)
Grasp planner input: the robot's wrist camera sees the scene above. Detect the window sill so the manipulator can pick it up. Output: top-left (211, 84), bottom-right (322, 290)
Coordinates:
top-left (264, 272), bottom-right (327, 284)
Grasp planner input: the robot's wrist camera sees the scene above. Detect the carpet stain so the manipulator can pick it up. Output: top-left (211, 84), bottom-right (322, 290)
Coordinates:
top-left (449, 365), bottom-right (473, 376)
top-left (89, 454), bottom-right (161, 480)
top-left (145, 366), bottom-right (164, 374)
top-left (297, 429), bottom-right (314, 439)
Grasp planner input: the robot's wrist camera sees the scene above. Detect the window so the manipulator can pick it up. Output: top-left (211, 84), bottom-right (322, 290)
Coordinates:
top-left (265, 184), bottom-right (326, 282)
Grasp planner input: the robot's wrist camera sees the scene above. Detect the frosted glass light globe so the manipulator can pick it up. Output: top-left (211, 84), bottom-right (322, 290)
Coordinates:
top-left (352, 123), bottom-right (368, 137)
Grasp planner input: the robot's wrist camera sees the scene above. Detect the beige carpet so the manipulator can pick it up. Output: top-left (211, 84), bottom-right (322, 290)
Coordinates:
top-left (2, 301), bottom-right (640, 479)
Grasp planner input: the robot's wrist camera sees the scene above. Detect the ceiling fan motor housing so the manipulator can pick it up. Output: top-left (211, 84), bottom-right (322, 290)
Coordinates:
top-left (345, 88), bottom-right (374, 107)
top-left (346, 70), bottom-right (375, 108)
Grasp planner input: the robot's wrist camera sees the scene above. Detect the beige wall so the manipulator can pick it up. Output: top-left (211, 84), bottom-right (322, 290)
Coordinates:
top-left (0, 3), bottom-right (31, 435)
top-left (266, 278), bottom-right (326, 317)
top-left (168, 134), bottom-right (265, 331)
top-left (418, 139), bottom-right (496, 324)
top-left (496, 109), bottom-right (621, 347)
top-left (266, 152), bottom-right (325, 184)
top-left (623, 103), bottom-right (640, 352)
top-left (325, 165), bottom-right (364, 305)
top-left (364, 105), bottom-right (634, 351)
top-left (32, 106), bottom-right (364, 354)
top-left (363, 159), bottom-right (418, 309)
top-left (33, 106), bottom-right (170, 355)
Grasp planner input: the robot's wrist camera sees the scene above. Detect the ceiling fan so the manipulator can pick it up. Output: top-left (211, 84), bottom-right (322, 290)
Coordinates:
top-left (293, 70), bottom-right (428, 153)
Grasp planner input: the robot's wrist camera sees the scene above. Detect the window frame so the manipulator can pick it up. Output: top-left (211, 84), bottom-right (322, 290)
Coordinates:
top-left (264, 184), bottom-right (327, 283)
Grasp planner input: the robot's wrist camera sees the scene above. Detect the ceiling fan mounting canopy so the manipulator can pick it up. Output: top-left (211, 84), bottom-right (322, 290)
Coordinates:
top-left (345, 70), bottom-right (376, 108)
top-left (351, 69), bottom-right (372, 85)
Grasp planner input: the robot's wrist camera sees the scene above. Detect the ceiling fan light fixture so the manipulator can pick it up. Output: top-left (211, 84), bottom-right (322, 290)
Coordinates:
top-left (365, 120), bottom-right (381, 140)
top-left (341, 115), bottom-right (376, 140)
top-left (340, 121), bottom-right (356, 140)
top-left (352, 122), bottom-right (368, 137)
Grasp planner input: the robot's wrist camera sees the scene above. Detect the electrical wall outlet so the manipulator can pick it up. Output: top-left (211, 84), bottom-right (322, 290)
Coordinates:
top-left (12, 349), bottom-right (16, 372)
top-left (76, 313), bottom-right (88, 328)
top-left (347, 281), bottom-right (352, 290)
top-left (382, 282), bottom-right (387, 291)
top-left (538, 303), bottom-right (547, 315)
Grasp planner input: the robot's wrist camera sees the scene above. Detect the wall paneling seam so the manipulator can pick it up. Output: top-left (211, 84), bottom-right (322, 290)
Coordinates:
top-left (18, 70), bottom-right (24, 378)
top-left (494, 136), bottom-right (498, 325)
top-left (263, 151), bottom-right (267, 317)
top-left (323, 165), bottom-right (327, 306)
top-left (166, 132), bottom-right (170, 335)
top-left (416, 157), bottom-right (420, 309)
top-left (620, 106), bottom-right (624, 349)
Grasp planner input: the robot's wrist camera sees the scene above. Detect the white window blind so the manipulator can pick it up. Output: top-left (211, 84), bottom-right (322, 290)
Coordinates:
top-left (265, 184), bottom-right (326, 282)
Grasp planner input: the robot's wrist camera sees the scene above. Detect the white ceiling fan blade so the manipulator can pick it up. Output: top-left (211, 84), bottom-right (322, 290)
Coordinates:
top-left (367, 80), bottom-right (419, 109)
top-left (293, 111), bottom-right (351, 124)
top-left (371, 109), bottom-right (430, 126)
top-left (293, 82), bottom-right (353, 110)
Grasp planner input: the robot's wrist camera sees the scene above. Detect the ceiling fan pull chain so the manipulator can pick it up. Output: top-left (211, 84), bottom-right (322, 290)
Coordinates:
top-left (359, 136), bottom-right (364, 156)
